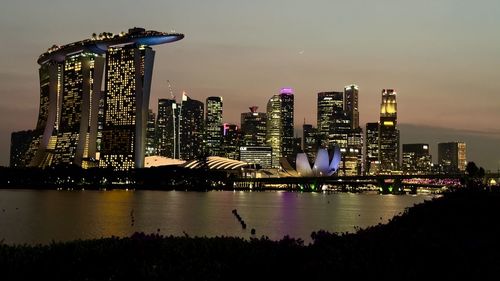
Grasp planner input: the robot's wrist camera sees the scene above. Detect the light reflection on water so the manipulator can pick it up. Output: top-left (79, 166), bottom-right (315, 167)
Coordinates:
top-left (0, 189), bottom-right (432, 244)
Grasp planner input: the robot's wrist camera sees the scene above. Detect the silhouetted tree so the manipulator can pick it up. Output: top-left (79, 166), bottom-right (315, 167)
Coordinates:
top-left (465, 161), bottom-right (487, 190)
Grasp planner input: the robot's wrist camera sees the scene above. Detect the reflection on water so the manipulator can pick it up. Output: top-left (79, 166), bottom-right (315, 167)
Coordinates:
top-left (0, 189), bottom-right (432, 244)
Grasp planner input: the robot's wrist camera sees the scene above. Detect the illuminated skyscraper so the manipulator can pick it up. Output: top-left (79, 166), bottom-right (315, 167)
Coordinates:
top-left (221, 123), bottom-right (241, 160)
top-left (205, 96), bottom-right (223, 156)
top-left (344, 84), bottom-right (359, 129)
top-left (316, 90), bottom-right (362, 175)
top-left (342, 128), bottom-right (363, 176)
top-left (266, 95), bottom-right (281, 168)
top-left (317, 91), bottom-right (344, 147)
top-left (402, 143), bottom-right (432, 174)
top-left (179, 92), bottom-right (204, 160)
top-left (266, 88), bottom-right (294, 168)
top-left (156, 98), bottom-right (179, 158)
top-left (241, 106), bottom-right (267, 146)
top-left (53, 52), bottom-right (105, 168)
top-left (365, 122), bottom-right (380, 175)
top-left (27, 61), bottom-right (62, 167)
top-left (438, 142), bottom-right (467, 173)
top-left (99, 45), bottom-right (155, 170)
top-left (145, 109), bottom-right (156, 156)
top-left (29, 27), bottom-right (183, 170)
top-left (378, 89), bottom-right (400, 172)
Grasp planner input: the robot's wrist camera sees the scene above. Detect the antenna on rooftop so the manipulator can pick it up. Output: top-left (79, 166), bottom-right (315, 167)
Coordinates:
top-left (167, 80), bottom-right (175, 100)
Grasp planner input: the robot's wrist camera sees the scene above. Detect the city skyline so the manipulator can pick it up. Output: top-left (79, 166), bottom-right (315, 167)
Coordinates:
top-left (1, 1), bottom-right (499, 169)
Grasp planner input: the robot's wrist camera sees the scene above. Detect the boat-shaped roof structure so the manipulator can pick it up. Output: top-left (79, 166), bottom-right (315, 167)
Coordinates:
top-left (38, 27), bottom-right (184, 64)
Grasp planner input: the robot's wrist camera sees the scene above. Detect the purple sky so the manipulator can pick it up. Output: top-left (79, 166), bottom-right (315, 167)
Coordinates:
top-left (1, 0), bottom-right (499, 169)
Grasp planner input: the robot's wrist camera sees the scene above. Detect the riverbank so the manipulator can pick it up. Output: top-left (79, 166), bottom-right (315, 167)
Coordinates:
top-left (0, 189), bottom-right (498, 280)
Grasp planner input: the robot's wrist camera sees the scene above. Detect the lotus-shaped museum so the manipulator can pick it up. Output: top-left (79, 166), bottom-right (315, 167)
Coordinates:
top-left (281, 146), bottom-right (341, 177)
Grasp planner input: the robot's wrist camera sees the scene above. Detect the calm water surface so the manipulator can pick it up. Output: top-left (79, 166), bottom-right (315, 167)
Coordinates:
top-left (0, 189), bottom-right (433, 244)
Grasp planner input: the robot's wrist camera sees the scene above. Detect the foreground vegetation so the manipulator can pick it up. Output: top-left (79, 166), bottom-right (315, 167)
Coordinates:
top-left (0, 189), bottom-right (499, 280)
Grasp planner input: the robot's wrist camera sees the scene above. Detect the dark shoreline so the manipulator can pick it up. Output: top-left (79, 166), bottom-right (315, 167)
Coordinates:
top-left (1, 189), bottom-right (499, 280)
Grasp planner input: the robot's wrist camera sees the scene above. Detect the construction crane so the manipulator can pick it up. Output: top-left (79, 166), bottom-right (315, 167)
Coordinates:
top-left (167, 80), bottom-right (176, 100)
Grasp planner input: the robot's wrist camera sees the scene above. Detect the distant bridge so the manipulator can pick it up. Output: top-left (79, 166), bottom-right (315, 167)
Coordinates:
top-left (232, 174), bottom-right (466, 192)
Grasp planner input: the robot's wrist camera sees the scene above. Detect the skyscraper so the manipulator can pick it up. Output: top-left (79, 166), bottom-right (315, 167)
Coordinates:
top-left (156, 98), bottom-right (179, 158)
top-left (179, 92), bottom-right (204, 160)
top-left (438, 142), bottom-right (467, 173)
top-left (343, 128), bottom-right (363, 176)
top-left (316, 89), bottom-right (362, 175)
top-left (266, 95), bottom-right (281, 168)
top-left (266, 88), bottom-right (294, 168)
top-left (29, 27), bottom-right (184, 170)
top-left (344, 84), bottom-right (359, 129)
top-left (145, 109), bottom-right (156, 156)
top-left (402, 143), bottom-right (432, 174)
top-left (302, 124), bottom-right (319, 163)
top-left (365, 122), bottom-right (380, 175)
top-left (241, 106), bottom-right (267, 146)
top-left (280, 89), bottom-right (294, 161)
top-left (378, 89), bottom-right (400, 173)
top-left (99, 44), bottom-right (155, 170)
top-left (317, 91), bottom-right (344, 147)
top-left (27, 60), bottom-right (62, 167)
top-left (221, 123), bottom-right (241, 160)
top-left (205, 96), bottom-right (223, 156)
top-left (53, 52), bottom-right (105, 168)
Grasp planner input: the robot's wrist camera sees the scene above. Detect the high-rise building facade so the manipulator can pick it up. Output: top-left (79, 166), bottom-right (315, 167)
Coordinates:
top-left (280, 88), bottom-right (295, 161)
top-left (266, 95), bottom-right (281, 168)
top-left (378, 89), bottom-right (400, 173)
top-left (365, 122), bottom-right (380, 175)
top-left (27, 28), bottom-right (183, 170)
top-left (205, 96), bottom-right (223, 156)
top-left (179, 93), bottom-right (204, 160)
top-left (266, 88), bottom-right (294, 168)
top-left (343, 128), bottom-right (363, 176)
top-left (10, 130), bottom-right (35, 168)
top-left (221, 123), bottom-right (241, 160)
top-left (156, 98), bottom-right (179, 158)
top-left (402, 143), bottom-right (432, 174)
top-left (317, 91), bottom-right (344, 147)
top-left (239, 146), bottom-right (272, 169)
top-left (27, 61), bottom-right (63, 167)
top-left (53, 52), bottom-right (105, 168)
top-left (438, 142), bottom-right (467, 173)
top-left (99, 45), bottom-right (155, 170)
top-left (241, 106), bottom-right (267, 146)
top-left (316, 89), bottom-right (363, 175)
top-left (344, 84), bottom-right (359, 129)
top-left (145, 109), bottom-right (156, 156)
top-left (302, 124), bottom-right (319, 163)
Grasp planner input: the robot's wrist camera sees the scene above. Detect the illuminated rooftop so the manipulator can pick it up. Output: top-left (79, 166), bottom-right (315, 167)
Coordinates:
top-left (38, 27), bottom-right (184, 64)
top-left (183, 157), bottom-right (250, 170)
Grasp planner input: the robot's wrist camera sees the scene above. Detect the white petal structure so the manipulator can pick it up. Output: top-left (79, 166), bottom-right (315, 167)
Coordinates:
top-left (293, 146), bottom-right (341, 177)
top-left (296, 153), bottom-right (313, 176)
top-left (328, 146), bottom-right (341, 176)
top-left (313, 148), bottom-right (330, 176)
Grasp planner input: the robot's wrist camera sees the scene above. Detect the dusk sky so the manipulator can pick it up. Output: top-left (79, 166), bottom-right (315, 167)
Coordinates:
top-left (1, 0), bottom-right (499, 169)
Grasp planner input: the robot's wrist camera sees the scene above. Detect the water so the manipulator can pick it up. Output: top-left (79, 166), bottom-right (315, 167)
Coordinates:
top-left (0, 189), bottom-right (433, 244)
